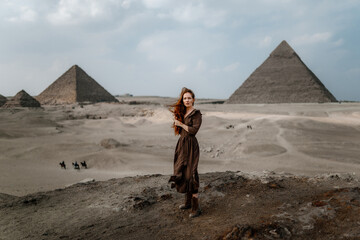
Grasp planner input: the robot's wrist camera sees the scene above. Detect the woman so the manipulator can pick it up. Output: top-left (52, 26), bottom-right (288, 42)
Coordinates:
top-left (168, 87), bottom-right (202, 218)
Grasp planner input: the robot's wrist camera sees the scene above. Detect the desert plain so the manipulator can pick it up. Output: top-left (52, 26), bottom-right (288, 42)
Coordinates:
top-left (1, 97), bottom-right (360, 239)
top-left (1, 96), bottom-right (360, 196)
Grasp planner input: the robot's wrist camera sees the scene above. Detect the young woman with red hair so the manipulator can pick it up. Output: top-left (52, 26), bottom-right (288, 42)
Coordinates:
top-left (168, 87), bottom-right (202, 218)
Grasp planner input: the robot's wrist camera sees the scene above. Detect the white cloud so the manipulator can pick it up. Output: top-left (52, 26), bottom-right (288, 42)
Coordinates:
top-left (292, 32), bottom-right (332, 45)
top-left (142, 0), bottom-right (168, 9)
top-left (203, 9), bottom-right (226, 28)
top-left (6, 6), bottom-right (37, 22)
top-left (137, 30), bottom-right (194, 62)
top-left (171, 4), bottom-right (204, 23)
top-left (117, 13), bottom-right (149, 32)
top-left (136, 29), bottom-right (225, 63)
top-left (136, 32), bottom-right (170, 60)
top-left (196, 60), bottom-right (206, 71)
top-left (224, 62), bottom-right (240, 72)
top-left (157, 3), bottom-right (226, 27)
top-left (210, 68), bottom-right (220, 73)
top-left (333, 38), bottom-right (344, 46)
top-left (259, 36), bottom-right (272, 47)
top-left (47, 0), bottom-right (110, 25)
top-left (211, 62), bottom-right (241, 73)
top-left (121, 0), bottom-right (132, 9)
top-left (174, 65), bottom-right (187, 73)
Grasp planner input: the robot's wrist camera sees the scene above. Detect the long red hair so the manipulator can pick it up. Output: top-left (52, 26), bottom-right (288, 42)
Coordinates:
top-left (169, 87), bottom-right (195, 135)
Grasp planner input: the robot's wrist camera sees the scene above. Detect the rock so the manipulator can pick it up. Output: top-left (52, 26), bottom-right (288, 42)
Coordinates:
top-left (79, 178), bottom-right (95, 184)
top-left (221, 223), bottom-right (292, 240)
top-left (100, 138), bottom-right (123, 149)
top-left (159, 194), bottom-right (172, 201)
top-left (203, 147), bottom-right (213, 153)
top-left (215, 149), bottom-right (224, 157)
top-left (267, 181), bottom-right (284, 189)
top-left (0, 94), bottom-right (7, 107)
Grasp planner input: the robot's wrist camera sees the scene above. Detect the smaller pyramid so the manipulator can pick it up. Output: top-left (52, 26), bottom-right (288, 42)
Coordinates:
top-left (0, 94), bottom-right (7, 107)
top-left (37, 65), bottom-right (119, 104)
top-left (2, 90), bottom-right (41, 108)
top-left (227, 40), bottom-right (337, 103)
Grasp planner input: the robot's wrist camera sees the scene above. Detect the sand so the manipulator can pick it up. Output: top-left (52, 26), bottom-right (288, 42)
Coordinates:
top-left (1, 97), bottom-right (360, 196)
top-left (1, 97), bottom-right (360, 239)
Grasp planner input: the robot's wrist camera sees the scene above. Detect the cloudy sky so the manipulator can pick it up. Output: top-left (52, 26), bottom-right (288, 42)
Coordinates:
top-left (0, 0), bottom-right (359, 100)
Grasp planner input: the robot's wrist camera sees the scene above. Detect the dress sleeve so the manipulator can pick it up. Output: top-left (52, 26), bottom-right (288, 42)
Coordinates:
top-left (188, 111), bottom-right (202, 135)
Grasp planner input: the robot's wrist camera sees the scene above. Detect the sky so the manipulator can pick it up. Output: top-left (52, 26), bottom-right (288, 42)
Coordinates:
top-left (0, 0), bottom-right (359, 100)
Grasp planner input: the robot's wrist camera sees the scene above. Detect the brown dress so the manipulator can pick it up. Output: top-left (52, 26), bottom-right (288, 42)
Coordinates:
top-left (169, 109), bottom-right (202, 194)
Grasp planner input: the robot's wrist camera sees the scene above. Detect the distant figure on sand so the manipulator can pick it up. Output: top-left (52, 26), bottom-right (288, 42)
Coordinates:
top-left (80, 161), bottom-right (87, 169)
top-left (72, 161), bottom-right (80, 170)
top-left (59, 161), bottom-right (66, 169)
top-left (168, 87), bottom-right (202, 218)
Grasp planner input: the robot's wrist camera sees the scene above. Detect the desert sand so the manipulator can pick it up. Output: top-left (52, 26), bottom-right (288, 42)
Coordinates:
top-left (1, 97), bottom-right (360, 239)
top-left (1, 97), bottom-right (359, 196)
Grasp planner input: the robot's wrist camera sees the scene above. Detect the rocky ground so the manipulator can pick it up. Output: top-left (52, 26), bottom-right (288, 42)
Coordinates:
top-left (1, 171), bottom-right (360, 240)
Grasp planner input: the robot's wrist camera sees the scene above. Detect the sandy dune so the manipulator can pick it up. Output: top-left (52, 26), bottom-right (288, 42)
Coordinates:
top-left (1, 97), bottom-right (360, 196)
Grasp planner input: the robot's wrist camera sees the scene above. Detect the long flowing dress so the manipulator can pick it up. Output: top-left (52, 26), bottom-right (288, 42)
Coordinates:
top-left (169, 109), bottom-right (202, 194)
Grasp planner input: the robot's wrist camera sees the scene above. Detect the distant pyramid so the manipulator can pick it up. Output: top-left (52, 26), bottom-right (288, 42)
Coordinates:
top-left (37, 65), bottom-right (118, 104)
top-left (2, 90), bottom-right (41, 108)
top-left (0, 94), bottom-right (7, 107)
top-left (227, 40), bottom-right (337, 103)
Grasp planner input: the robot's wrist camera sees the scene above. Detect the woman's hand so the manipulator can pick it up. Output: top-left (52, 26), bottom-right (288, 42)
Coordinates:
top-left (174, 119), bottom-right (183, 127)
top-left (174, 119), bottom-right (190, 132)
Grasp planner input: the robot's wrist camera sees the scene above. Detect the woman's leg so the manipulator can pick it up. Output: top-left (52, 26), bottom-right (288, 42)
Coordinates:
top-left (179, 192), bottom-right (192, 209)
top-left (189, 193), bottom-right (201, 218)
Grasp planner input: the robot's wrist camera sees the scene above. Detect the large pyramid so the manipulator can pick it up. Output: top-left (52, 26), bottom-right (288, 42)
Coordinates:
top-left (2, 90), bottom-right (41, 108)
top-left (37, 65), bottom-right (118, 104)
top-left (227, 40), bottom-right (337, 103)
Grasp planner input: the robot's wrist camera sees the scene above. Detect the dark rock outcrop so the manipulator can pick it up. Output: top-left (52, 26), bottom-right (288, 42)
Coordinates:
top-left (0, 94), bottom-right (7, 107)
